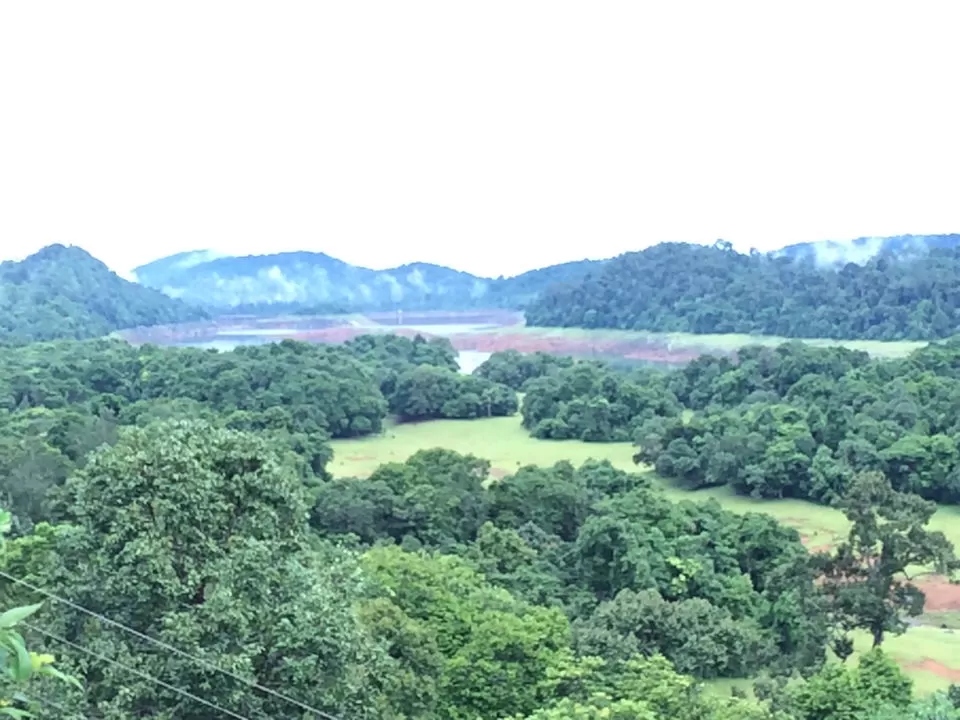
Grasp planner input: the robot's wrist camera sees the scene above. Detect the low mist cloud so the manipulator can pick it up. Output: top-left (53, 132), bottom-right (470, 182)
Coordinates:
top-left (405, 268), bottom-right (429, 293)
top-left (376, 273), bottom-right (405, 303)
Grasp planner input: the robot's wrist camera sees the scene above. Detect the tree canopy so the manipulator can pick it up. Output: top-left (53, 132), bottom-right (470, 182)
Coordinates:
top-left (0, 335), bottom-right (515, 530)
top-left (11, 419), bottom-right (389, 718)
top-left (3, 329), bottom-right (960, 718)
top-left (4, 423), bottom-right (941, 719)
top-left (474, 349), bottom-right (575, 390)
top-left (313, 450), bottom-right (830, 681)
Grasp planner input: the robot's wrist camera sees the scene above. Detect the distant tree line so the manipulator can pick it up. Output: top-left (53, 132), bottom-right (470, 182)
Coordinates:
top-left (521, 363), bottom-right (682, 442)
top-left (524, 241), bottom-right (960, 340)
top-left (637, 339), bottom-right (960, 505)
top-left (473, 349), bottom-right (575, 389)
top-left (482, 339), bottom-right (960, 507)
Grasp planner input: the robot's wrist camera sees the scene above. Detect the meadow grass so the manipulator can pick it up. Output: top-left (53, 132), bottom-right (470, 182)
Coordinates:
top-left (848, 627), bottom-right (960, 693)
top-left (702, 627), bottom-right (960, 697)
top-left (329, 415), bottom-right (638, 479)
top-left (330, 411), bottom-right (960, 692)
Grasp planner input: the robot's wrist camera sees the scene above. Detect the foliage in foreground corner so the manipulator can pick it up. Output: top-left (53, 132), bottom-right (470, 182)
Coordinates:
top-left (0, 509), bottom-right (80, 717)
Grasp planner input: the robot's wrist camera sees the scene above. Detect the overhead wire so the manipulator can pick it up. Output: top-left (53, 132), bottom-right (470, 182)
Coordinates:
top-left (22, 622), bottom-right (256, 720)
top-left (0, 570), bottom-right (345, 720)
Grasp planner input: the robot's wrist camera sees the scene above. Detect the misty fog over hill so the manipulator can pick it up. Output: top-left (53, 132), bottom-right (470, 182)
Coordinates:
top-left (133, 250), bottom-right (604, 312)
top-left (132, 234), bottom-right (960, 317)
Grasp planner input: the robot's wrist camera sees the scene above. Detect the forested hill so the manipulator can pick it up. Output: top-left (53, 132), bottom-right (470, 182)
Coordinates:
top-left (525, 240), bottom-right (960, 340)
top-left (133, 249), bottom-right (603, 312)
top-left (0, 244), bottom-right (208, 343)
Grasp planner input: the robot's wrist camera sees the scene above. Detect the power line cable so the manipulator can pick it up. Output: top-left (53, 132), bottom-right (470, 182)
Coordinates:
top-left (0, 570), bottom-right (344, 720)
top-left (22, 622), bottom-right (256, 720)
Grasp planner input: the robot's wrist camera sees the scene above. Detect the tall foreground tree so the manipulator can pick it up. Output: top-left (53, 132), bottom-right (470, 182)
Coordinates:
top-left (31, 419), bottom-right (388, 719)
top-left (816, 471), bottom-right (960, 647)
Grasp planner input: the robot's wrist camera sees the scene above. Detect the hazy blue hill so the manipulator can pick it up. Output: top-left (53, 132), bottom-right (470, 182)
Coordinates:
top-left (128, 249), bottom-right (230, 288)
top-left (175, 251), bottom-right (354, 279)
top-left (0, 244), bottom-right (208, 343)
top-left (133, 250), bottom-right (605, 312)
top-left (131, 234), bottom-right (960, 327)
top-left (498, 259), bottom-right (604, 305)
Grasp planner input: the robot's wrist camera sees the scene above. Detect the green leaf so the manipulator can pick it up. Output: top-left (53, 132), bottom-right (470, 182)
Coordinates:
top-left (0, 708), bottom-right (33, 718)
top-left (11, 638), bottom-right (33, 682)
top-left (0, 604), bottom-right (43, 630)
top-left (39, 664), bottom-right (82, 689)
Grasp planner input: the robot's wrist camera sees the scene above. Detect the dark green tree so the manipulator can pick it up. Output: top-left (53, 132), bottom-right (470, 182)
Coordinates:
top-left (816, 471), bottom-right (960, 647)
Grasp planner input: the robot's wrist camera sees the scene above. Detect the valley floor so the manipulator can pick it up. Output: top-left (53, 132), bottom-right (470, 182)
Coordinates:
top-left (331, 412), bottom-right (960, 695)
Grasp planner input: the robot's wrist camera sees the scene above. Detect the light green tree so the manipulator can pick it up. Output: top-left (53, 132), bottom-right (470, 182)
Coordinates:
top-left (361, 545), bottom-right (571, 720)
top-left (32, 419), bottom-right (389, 719)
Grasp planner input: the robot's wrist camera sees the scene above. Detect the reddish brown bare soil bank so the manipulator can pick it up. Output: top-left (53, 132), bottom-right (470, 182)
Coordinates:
top-left (118, 310), bottom-right (707, 365)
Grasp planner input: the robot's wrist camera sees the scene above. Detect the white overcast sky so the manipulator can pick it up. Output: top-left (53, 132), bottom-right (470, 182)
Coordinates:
top-left (1, 2), bottom-right (958, 277)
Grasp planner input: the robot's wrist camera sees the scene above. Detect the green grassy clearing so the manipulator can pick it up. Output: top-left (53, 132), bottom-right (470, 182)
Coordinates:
top-left (701, 627), bottom-right (960, 697)
top-left (848, 627), bottom-right (960, 693)
top-left (330, 412), bottom-right (960, 692)
top-left (330, 413), bottom-right (960, 550)
top-left (329, 415), bottom-right (638, 479)
top-left (918, 611), bottom-right (960, 631)
top-left (654, 332), bottom-right (924, 358)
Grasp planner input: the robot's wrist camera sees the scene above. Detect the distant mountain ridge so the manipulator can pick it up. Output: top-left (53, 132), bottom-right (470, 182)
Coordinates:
top-left (134, 234), bottom-right (960, 315)
top-left (134, 234), bottom-right (960, 322)
top-left (0, 244), bottom-right (208, 343)
top-left (133, 250), bottom-right (604, 312)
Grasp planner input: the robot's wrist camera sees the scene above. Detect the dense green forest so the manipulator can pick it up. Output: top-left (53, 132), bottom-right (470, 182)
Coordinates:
top-left (2, 410), bottom-right (956, 717)
top-left (525, 241), bottom-right (960, 340)
top-left (0, 334), bottom-right (955, 716)
top-left (314, 452), bottom-right (830, 678)
top-left (0, 245), bottom-right (207, 343)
